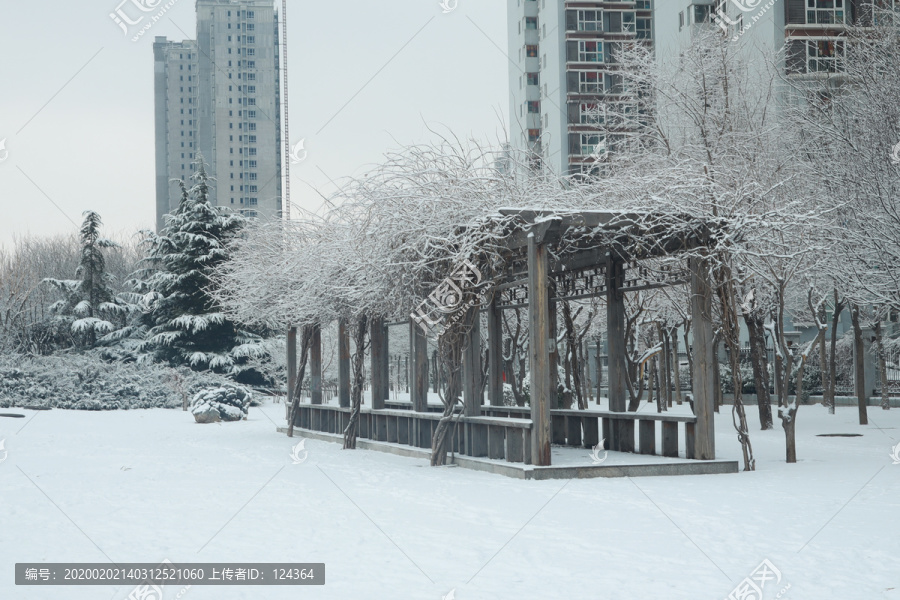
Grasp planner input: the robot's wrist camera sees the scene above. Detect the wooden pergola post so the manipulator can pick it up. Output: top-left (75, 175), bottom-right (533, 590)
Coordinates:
top-left (606, 257), bottom-right (632, 451)
top-left (528, 233), bottom-right (552, 466)
top-left (488, 293), bottom-right (504, 406)
top-left (462, 306), bottom-right (482, 416)
top-left (335, 319), bottom-right (349, 408)
top-left (310, 324), bottom-right (323, 405)
top-left (410, 318), bottom-right (429, 412)
top-left (286, 326), bottom-right (297, 406)
top-left (370, 317), bottom-right (389, 409)
top-left (690, 255), bottom-right (716, 459)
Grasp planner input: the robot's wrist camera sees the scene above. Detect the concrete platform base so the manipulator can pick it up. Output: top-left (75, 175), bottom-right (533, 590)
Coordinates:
top-left (276, 427), bottom-right (739, 480)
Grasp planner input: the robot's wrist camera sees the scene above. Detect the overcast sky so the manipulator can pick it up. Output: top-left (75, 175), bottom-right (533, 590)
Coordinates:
top-left (0, 0), bottom-right (509, 245)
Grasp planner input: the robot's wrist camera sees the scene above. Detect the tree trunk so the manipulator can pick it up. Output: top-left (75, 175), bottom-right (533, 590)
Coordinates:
top-left (850, 304), bottom-right (869, 425)
top-left (743, 310), bottom-right (773, 429)
top-left (773, 324), bottom-right (785, 408)
top-left (683, 321), bottom-right (693, 388)
top-left (783, 413), bottom-right (797, 463)
top-left (582, 339), bottom-right (593, 406)
top-left (287, 325), bottom-right (314, 438)
top-left (658, 324), bottom-right (672, 409)
top-left (712, 332), bottom-right (723, 413)
top-left (671, 326), bottom-right (683, 405)
top-left (654, 356), bottom-right (664, 413)
top-left (874, 320), bottom-right (890, 411)
top-left (826, 291), bottom-right (844, 415)
top-left (786, 327), bottom-right (824, 463)
top-left (817, 300), bottom-right (827, 410)
top-left (431, 329), bottom-right (464, 466)
top-left (343, 315), bottom-right (369, 449)
top-left (713, 268), bottom-right (754, 471)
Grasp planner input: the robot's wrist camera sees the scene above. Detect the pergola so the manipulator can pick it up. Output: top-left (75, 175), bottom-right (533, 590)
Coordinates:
top-left (287, 208), bottom-right (722, 469)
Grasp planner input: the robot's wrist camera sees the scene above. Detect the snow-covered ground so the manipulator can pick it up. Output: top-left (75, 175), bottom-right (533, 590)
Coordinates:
top-left (1, 400), bottom-right (898, 600)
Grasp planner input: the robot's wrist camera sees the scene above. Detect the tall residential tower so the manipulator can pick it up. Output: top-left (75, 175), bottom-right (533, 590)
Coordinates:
top-left (507, 0), bottom-right (653, 177)
top-left (153, 0), bottom-right (282, 231)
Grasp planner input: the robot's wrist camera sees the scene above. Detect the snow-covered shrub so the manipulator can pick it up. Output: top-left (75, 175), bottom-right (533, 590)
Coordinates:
top-left (0, 351), bottom-right (233, 410)
top-left (502, 383), bottom-right (517, 407)
top-left (719, 362), bottom-right (756, 395)
top-left (190, 385), bottom-right (252, 423)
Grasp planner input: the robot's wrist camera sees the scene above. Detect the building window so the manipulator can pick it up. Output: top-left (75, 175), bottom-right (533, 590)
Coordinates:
top-left (246, 23), bottom-right (255, 31)
top-left (246, 48), bottom-right (255, 56)
top-left (527, 101), bottom-right (541, 113)
top-left (526, 17), bottom-right (538, 30)
top-left (693, 4), bottom-right (712, 24)
top-left (247, 10), bottom-right (254, 18)
top-left (579, 103), bottom-right (602, 125)
top-left (605, 11), bottom-right (635, 34)
top-left (248, 173), bottom-right (257, 180)
top-left (527, 128), bottom-right (541, 142)
top-left (247, 110), bottom-right (256, 118)
top-left (578, 41), bottom-right (603, 62)
top-left (807, 39), bottom-right (844, 72)
top-left (637, 17), bottom-right (651, 38)
top-left (807, 0), bottom-right (846, 25)
top-left (246, 73), bottom-right (256, 81)
top-left (578, 71), bottom-right (603, 93)
top-left (247, 60), bottom-right (256, 68)
top-left (527, 72), bottom-right (539, 86)
top-left (577, 9), bottom-right (602, 31)
top-left (248, 148), bottom-right (257, 156)
top-left (679, 11), bottom-right (685, 30)
top-left (248, 198), bottom-right (258, 206)
top-left (246, 85), bottom-right (256, 94)
top-left (246, 36), bottom-right (255, 44)
top-left (248, 160), bottom-right (257, 168)
top-left (526, 44), bottom-right (538, 57)
top-left (580, 133), bottom-right (605, 156)
top-left (249, 185), bottom-right (258, 192)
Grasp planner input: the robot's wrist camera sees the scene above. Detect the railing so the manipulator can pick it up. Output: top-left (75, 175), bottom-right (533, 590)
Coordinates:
top-left (479, 405), bottom-right (698, 459)
top-left (293, 402), bottom-right (698, 463)
top-left (293, 404), bottom-right (533, 463)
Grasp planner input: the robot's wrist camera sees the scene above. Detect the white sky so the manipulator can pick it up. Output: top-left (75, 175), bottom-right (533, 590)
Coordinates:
top-left (0, 0), bottom-right (509, 245)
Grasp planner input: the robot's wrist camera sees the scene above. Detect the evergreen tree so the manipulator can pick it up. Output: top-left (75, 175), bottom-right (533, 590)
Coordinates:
top-left (45, 211), bottom-right (124, 348)
top-left (136, 158), bottom-right (263, 377)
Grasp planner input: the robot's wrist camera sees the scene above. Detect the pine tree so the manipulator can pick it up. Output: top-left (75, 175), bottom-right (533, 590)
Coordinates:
top-left (137, 158), bottom-right (263, 377)
top-left (45, 211), bottom-right (124, 348)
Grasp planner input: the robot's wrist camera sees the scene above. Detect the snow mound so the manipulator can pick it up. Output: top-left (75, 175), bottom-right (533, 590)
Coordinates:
top-left (190, 385), bottom-right (252, 423)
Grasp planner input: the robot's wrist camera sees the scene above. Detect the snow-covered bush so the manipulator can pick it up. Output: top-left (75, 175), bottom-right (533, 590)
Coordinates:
top-left (0, 352), bottom-right (233, 410)
top-left (190, 385), bottom-right (252, 423)
top-left (502, 383), bottom-right (517, 407)
top-left (719, 362), bottom-right (756, 395)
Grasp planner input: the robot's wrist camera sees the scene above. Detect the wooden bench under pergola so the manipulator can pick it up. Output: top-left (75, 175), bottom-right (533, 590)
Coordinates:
top-left (287, 208), bottom-right (721, 469)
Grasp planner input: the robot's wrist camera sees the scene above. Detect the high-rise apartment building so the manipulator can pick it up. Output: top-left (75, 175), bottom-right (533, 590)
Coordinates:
top-left (507, 0), bottom-right (653, 177)
top-left (655, 1), bottom-right (896, 80)
top-left (153, 0), bottom-right (282, 231)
